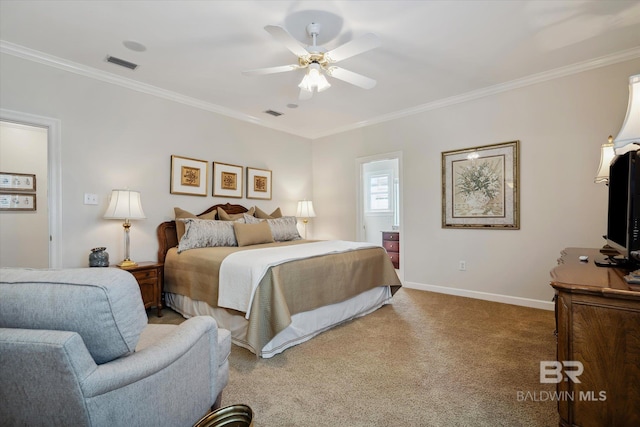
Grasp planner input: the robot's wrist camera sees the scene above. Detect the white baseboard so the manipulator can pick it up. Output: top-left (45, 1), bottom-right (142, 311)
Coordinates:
top-left (402, 281), bottom-right (555, 311)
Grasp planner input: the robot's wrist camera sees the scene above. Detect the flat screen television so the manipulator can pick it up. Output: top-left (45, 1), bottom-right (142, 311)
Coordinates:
top-left (597, 150), bottom-right (640, 268)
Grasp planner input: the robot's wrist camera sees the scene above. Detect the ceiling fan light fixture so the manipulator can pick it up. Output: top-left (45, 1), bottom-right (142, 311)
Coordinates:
top-left (298, 63), bottom-right (331, 93)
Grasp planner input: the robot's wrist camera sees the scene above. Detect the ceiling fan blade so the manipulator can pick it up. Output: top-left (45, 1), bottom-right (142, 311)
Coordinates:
top-left (242, 64), bottom-right (300, 76)
top-left (325, 33), bottom-right (381, 63)
top-left (298, 88), bottom-right (313, 101)
top-left (264, 25), bottom-right (309, 58)
top-left (326, 67), bottom-right (377, 89)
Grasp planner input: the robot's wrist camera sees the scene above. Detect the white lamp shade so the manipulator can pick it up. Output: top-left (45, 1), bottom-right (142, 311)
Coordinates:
top-left (103, 190), bottom-right (146, 220)
top-left (613, 74), bottom-right (640, 155)
top-left (296, 200), bottom-right (316, 218)
top-left (594, 139), bottom-right (616, 184)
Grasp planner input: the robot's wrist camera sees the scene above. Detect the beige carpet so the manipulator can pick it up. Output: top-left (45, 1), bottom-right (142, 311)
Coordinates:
top-left (150, 288), bottom-right (558, 427)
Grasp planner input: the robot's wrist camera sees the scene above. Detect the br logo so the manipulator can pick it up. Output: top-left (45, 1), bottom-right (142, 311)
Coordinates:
top-left (540, 361), bottom-right (583, 383)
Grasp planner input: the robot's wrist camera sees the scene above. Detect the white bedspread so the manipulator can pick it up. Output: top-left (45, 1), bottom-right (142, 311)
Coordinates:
top-left (218, 240), bottom-right (378, 318)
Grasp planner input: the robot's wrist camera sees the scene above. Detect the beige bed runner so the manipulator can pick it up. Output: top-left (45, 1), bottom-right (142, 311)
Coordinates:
top-left (164, 240), bottom-right (401, 352)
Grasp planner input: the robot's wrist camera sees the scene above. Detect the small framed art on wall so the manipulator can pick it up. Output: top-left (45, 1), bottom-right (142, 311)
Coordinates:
top-left (246, 167), bottom-right (272, 200)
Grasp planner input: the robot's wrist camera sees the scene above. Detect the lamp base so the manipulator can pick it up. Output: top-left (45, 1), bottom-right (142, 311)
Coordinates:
top-left (118, 259), bottom-right (138, 269)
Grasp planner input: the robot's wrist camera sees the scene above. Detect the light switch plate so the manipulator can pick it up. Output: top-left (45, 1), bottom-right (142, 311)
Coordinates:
top-left (84, 193), bottom-right (98, 205)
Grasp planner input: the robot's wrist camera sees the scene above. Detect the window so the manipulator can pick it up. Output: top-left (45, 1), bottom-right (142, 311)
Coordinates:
top-left (366, 171), bottom-right (392, 212)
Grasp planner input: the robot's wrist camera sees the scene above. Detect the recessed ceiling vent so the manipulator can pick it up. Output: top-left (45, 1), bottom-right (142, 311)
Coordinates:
top-left (264, 109), bottom-right (283, 117)
top-left (105, 55), bottom-right (138, 70)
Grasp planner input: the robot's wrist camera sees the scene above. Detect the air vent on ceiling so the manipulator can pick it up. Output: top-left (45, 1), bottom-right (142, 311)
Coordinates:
top-left (105, 55), bottom-right (138, 70)
top-left (264, 109), bottom-right (283, 117)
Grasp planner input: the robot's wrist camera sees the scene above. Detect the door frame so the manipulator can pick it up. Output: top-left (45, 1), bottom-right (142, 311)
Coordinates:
top-left (355, 151), bottom-right (403, 281)
top-left (1, 109), bottom-right (62, 268)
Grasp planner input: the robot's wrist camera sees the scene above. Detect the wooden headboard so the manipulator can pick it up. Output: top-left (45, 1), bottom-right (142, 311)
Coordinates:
top-left (156, 203), bottom-right (249, 263)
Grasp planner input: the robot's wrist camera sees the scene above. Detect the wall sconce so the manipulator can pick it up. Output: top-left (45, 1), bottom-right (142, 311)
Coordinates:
top-left (594, 136), bottom-right (616, 184)
top-left (613, 74), bottom-right (640, 155)
top-left (296, 200), bottom-right (316, 239)
top-left (103, 189), bottom-right (146, 268)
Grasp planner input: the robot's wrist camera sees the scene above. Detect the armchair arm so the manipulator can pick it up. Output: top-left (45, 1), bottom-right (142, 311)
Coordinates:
top-left (80, 316), bottom-right (218, 398)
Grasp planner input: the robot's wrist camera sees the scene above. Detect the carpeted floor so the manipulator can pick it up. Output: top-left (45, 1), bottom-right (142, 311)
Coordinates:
top-left (149, 288), bottom-right (558, 427)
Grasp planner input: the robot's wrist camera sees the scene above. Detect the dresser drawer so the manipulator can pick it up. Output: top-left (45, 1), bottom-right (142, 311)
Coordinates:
top-left (132, 268), bottom-right (157, 281)
top-left (382, 232), bottom-right (399, 242)
top-left (383, 240), bottom-right (399, 252)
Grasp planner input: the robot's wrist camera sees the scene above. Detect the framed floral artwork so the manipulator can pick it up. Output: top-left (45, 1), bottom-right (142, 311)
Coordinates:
top-left (0, 193), bottom-right (36, 211)
top-left (442, 140), bottom-right (519, 229)
top-left (170, 155), bottom-right (208, 196)
top-left (213, 162), bottom-right (243, 198)
top-left (246, 167), bottom-right (272, 200)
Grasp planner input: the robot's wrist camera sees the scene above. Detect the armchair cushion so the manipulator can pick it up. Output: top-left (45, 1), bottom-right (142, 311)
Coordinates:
top-left (0, 267), bottom-right (147, 364)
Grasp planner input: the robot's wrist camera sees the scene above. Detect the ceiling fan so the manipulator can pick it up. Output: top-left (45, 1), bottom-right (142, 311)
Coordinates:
top-left (242, 23), bottom-right (381, 100)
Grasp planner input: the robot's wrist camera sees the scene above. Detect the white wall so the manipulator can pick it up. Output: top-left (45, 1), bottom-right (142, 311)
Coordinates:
top-left (0, 53), bottom-right (312, 267)
top-left (312, 58), bottom-right (640, 307)
top-left (0, 121), bottom-right (48, 268)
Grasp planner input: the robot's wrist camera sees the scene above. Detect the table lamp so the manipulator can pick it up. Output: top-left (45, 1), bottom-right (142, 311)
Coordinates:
top-left (296, 200), bottom-right (316, 239)
top-left (103, 189), bottom-right (146, 268)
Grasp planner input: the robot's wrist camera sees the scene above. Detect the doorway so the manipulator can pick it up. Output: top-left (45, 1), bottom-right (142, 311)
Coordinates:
top-left (0, 109), bottom-right (62, 268)
top-left (356, 152), bottom-right (403, 280)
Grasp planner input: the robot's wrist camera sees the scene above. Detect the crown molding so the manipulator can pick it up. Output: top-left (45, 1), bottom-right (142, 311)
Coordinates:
top-left (3, 40), bottom-right (639, 141)
top-left (0, 40), bottom-right (310, 139)
top-left (308, 46), bottom-right (640, 139)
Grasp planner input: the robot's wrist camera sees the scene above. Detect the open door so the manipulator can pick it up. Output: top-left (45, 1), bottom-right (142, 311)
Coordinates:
top-left (356, 152), bottom-right (403, 281)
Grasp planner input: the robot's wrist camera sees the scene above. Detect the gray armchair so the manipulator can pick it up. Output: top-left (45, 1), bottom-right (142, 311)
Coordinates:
top-left (0, 267), bottom-right (231, 427)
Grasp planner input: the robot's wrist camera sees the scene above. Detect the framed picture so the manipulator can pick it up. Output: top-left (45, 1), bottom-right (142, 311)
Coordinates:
top-left (213, 162), bottom-right (243, 198)
top-left (0, 172), bottom-right (36, 192)
top-left (246, 167), bottom-right (272, 200)
top-left (170, 155), bottom-right (208, 196)
top-left (442, 140), bottom-right (519, 229)
top-left (0, 193), bottom-right (37, 211)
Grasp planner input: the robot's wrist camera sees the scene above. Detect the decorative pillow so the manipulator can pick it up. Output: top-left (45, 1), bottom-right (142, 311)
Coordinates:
top-left (254, 206), bottom-right (283, 219)
top-left (233, 221), bottom-right (275, 246)
top-left (266, 216), bottom-right (301, 242)
top-left (217, 206), bottom-right (255, 221)
top-left (243, 213), bottom-right (261, 224)
top-left (177, 219), bottom-right (242, 252)
top-left (174, 207), bottom-right (217, 241)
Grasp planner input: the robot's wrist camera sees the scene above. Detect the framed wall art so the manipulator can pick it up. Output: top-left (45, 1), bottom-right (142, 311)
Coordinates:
top-left (0, 193), bottom-right (37, 211)
top-left (442, 140), bottom-right (519, 229)
top-left (170, 155), bottom-right (208, 196)
top-left (246, 167), bottom-right (272, 200)
top-left (0, 172), bottom-right (36, 192)
top-left (213, 162), bottom-right (243, 198)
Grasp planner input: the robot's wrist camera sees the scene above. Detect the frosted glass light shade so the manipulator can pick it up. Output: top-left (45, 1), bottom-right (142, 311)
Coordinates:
top-left (103, 190), bottom-right (146, 220)
top-left (613, 74), bottom-right (640, 155)
top-left (296, 200), bottom-right (316, 218)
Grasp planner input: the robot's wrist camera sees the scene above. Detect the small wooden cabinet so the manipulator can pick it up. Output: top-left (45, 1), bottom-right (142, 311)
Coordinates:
top-left (382, 231), bottom-right (400, 269)
top-left (119, 262), bottom-right (163, 317)
top-left (550, 248), bottom-right (640, 427)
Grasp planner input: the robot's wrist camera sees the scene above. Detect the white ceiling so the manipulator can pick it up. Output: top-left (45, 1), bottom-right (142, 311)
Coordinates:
top-left (1, 1), bottom-right (640, 139)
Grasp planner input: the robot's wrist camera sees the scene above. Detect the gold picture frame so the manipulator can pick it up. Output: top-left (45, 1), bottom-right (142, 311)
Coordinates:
top-left (0, 193), bottom-right (37, 211)
top-left (0, 172), bottom-right (36, 192)
top-left (442, 140), bottom-right (519, 229)
top-left (170, 155), bottom-right (208, 196)
top-left (213, 162), bottom-right (243, 198)
top-left (246, 167), bottom-right (272, 200)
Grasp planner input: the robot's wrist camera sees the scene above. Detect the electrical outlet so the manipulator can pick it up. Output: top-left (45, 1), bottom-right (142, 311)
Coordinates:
top-left (459, 260), bottom-right (466, 271)
top-left (84, 193), bottom-right (98, 205)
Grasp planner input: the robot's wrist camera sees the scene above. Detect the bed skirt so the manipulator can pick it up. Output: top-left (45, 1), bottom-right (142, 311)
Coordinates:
top-left (165, 286), bottom-right (393, 358)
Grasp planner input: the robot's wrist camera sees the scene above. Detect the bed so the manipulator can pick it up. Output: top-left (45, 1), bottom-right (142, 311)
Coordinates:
top-left (157, 203), bottom-right (401, 358)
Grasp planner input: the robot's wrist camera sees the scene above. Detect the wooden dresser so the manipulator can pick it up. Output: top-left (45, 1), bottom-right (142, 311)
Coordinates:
top-left (382, 231), bottom-right (400, 269)
top-left (550, 248), bottom-right (640, 427)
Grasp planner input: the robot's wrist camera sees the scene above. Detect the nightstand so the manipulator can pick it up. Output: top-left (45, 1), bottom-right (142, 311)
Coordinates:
top-left (119, 262), bottom-right (163, 317)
